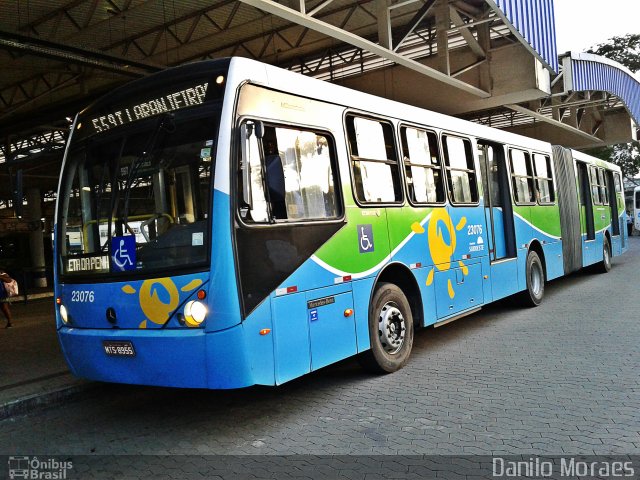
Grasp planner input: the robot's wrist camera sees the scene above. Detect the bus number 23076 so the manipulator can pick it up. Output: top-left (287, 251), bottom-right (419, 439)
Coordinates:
top-left (71, 290), bottom-right (95, 302)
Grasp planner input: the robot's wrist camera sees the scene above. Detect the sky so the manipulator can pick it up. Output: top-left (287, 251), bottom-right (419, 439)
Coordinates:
top-left (553, 0), bottom-right (639, 55)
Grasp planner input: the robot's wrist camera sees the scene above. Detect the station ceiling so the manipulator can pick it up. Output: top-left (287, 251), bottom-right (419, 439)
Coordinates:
top-left (0, 0), bottom-right (638, 204)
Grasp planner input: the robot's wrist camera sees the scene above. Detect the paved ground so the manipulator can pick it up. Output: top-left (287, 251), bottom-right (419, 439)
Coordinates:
top-left (1, 238), bottom-right (639, 477)
top-left (0, 299), bottom-right (67, 389)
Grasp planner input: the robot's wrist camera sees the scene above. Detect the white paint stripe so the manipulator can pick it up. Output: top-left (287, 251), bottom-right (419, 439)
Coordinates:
top-left (313, 209), bottom-right (568, 278)
top-left (512, 211), bottom-right (562, 240)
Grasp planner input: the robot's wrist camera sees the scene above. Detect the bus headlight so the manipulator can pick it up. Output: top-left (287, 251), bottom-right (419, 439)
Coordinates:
top-left (184, 300), bottom-right (207, 327)
top-left (59, 304), bottom-right (69, 324)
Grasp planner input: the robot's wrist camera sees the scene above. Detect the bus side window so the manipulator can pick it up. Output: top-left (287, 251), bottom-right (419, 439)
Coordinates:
top-left (442, 135), bottom-right (478, 204)
top-left (240, 122), bottom-right (340, 223)
top-left (598, 168), bottom-right (609, 205)
top-left (509, 148), bottom-right (535, 204)
top-left (614, 172), bottom-right (622, 193)
top-left (400, 126), bottom-right (444, 204)
top-left (346, 115), bottom-right (402, 204)
top-left (532, 153), bottom-right (555, 204)
top-left (271, 127), bottom-right (339, 221)
top-left (589, 165), bottom-right (602, 205)
top-left (240, 122), bottom-right (270, 223)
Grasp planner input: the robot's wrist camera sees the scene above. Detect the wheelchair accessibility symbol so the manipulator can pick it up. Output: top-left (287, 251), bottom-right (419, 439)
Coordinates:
top-left (358, 224), bottom-right (375, 253)
top-left (111, 235), bottom-right (136, 271)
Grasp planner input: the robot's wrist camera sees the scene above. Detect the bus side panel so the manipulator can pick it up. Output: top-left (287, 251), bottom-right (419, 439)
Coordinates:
top-left (529, 204), bottom-right (563, 281)
top-left (353, 277), bottom-right (376, 352)
top-left (488, 258), bottom-right (518, 301)
top-left (306, 284), bottom-right (356, 370)
top-left (385, 205), bottom-right (438, 327)
top-left (271, 291), bottom-right (311, 385)
top-left (542, 240), bottom-right (564, 280)
top-left (205, 325), bottom-right (254, 389)
top-left (444, 204), bottom-right (487, 314)
top-left (513, 206), bottom-right (533, 292)
top-left (414, 267), bottom-right (438, 327)
top-left (207, 190), bottom-right (243, 333)
top-left (241, 299), bottom-right (276, 386)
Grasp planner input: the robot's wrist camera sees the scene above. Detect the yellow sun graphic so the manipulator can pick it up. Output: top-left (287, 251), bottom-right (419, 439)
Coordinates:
top-left (122, 278), bottom-right (202, 328)
top-left (412, 208), bottom-right (468, 299)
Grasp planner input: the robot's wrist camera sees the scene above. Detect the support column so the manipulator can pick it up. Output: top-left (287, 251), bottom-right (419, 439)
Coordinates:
top-left (476, 9), bottom-right (492, 93)
top-left (434, 0), bottom-right (451, 75)
top-left (26, 188), bottom-right (47, 288)
top-left (376, 0), bottom-right (392, 49)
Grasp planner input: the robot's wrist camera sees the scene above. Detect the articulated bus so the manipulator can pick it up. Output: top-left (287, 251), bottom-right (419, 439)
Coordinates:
top-left (54, 58), bottom-right (627, 389)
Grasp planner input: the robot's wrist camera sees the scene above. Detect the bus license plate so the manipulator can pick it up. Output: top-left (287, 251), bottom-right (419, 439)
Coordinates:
top-left (103, 340), bottom-right (136, 357)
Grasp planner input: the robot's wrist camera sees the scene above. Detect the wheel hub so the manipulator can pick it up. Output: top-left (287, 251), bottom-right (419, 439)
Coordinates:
top-left (530, 262), bottom-right (542, 296)
top-left (378, 302), bottom-right (406, 355)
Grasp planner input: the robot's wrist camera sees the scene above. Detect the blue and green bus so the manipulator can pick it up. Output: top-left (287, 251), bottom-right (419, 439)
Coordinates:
top-left (54, 58), bottom-right (628, 389)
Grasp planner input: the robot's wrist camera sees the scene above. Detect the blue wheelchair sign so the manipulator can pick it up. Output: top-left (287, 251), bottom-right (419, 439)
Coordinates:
top-left (357, 224), bottom-right (374, 253)
top-left (111, 235), bottom-right (136, 272)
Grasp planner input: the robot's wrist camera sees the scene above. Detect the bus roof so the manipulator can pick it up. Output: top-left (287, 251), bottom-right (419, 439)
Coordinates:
top-left (229, 57), bottom-right (620, 172)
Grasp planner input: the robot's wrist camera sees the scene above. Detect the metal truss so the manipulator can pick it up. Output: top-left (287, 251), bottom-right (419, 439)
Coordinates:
top-left (283, 14), bottom-right (512, 84)
top-left (0, 64), bottom-right (81, 119)
top-left (237, 0), bottom-right (502, 97)
top-left (0, 126), bottom-right (69, 165)
top-left (0, 0), bottom-right (515, 154)
top-left (463, 63), bottom-right (626, 145)
top-left (2, 0), bottom-right (629, 179)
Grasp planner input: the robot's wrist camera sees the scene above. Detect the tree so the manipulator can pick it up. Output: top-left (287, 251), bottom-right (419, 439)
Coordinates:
top-left (587, 34), bottom-right (640, 72)
top-left (585, 34), bottom-right (640, 178)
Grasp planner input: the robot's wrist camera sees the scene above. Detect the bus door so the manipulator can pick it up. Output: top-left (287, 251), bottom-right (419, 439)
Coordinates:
top-left (236, 115), bottom-right (354, 384)
top-left (478, 141), bottom-right (517, 301)
top-left (576, 162), bottom-right (596, 264)
top-left (606, 170), bottom-right (621, 255)
top-left (437, 134), bottom-right (485, 318)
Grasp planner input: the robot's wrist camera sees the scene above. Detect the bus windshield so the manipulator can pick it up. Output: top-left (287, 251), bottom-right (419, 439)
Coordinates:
top-left (58, 105), bottom-right (218, 278)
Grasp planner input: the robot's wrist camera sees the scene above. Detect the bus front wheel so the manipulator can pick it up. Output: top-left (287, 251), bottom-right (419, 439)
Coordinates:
top-left (519, 250), bottom-right (545, 307)
top-left (359, 282), bottom-right (414, 374)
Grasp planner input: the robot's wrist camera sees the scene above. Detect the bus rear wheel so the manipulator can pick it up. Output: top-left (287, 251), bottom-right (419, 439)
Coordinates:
top-left (359, 282), bottom-right (414, 374)
top-left (519, 250), bottom-right (544, 307)
top-left (597, 236), bottom-right (612, 273)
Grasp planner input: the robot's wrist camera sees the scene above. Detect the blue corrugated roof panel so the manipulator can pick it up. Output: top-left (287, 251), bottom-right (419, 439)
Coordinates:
top-left (568, 53), bottom-right (640, 125)
top-left (489, 0), bottom-right (558, 73)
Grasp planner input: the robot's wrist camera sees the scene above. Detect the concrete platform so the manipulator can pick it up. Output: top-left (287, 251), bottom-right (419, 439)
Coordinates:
top-left (0, 297), bottom-right (92, 420)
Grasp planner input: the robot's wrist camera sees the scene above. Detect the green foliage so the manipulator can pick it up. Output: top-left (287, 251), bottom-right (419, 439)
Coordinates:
top-left (586, 34), bottom-right (640, 178)
top-left (586, 142), bottom-right (640, 178)
top-left (587, 34), bottom-right (640, 72)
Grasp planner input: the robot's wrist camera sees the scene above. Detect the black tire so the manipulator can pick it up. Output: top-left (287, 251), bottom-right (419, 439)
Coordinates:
top-left (597, 236), bottom-right (612, 273)
top-left (358, 282), bottom-right (414, 374)
top-left (518, 250), bottom-right (545, 307)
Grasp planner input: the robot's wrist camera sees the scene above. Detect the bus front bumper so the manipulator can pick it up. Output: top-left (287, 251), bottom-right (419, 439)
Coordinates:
top-left (57, 324), bottom-right (256, 389)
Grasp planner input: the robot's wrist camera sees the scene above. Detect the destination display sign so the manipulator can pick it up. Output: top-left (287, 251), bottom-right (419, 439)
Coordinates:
top-left (65, 254), bottom-right (110, 273)
top-left (87, 82), bottom-right (209, 134)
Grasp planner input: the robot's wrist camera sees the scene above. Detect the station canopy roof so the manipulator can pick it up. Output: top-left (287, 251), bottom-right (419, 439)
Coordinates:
top-left (0, 0), bottom-right (638, 202)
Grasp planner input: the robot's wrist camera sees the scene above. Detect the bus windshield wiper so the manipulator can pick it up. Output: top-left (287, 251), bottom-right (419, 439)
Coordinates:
top-left (120, 113), bottom-right (175, 229)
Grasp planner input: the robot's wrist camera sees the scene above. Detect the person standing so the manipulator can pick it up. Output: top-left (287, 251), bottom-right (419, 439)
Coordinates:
top-left (0, 270), bottom-right (14, 328)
